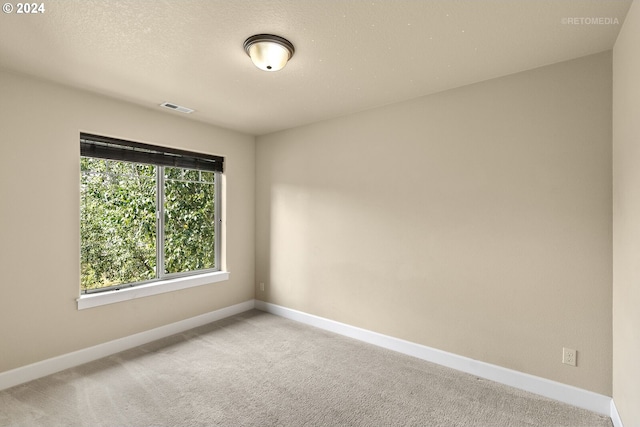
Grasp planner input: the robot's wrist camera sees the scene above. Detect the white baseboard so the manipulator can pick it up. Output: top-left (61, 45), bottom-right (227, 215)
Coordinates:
top-left (255, 300), bottom-right (614, 418)
top-left (0, 299), bottom-right (255, 392)
top-left (610, 400), bottom-right (625, 427)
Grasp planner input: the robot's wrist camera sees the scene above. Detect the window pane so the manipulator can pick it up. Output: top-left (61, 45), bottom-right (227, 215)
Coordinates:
top-left (200, 171), bottom-right (215, 183)
top-left (80, 158), bottom-right (157, 291)
top-left (164, 166), bottom-right (216, 274)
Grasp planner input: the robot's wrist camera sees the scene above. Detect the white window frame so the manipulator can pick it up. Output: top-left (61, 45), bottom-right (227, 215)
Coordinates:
top-left (77, 135), bottom-right (228, 310)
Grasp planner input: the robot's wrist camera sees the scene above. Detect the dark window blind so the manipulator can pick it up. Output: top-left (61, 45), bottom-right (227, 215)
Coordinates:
top-left (80, 133), bottom-right (224, 173)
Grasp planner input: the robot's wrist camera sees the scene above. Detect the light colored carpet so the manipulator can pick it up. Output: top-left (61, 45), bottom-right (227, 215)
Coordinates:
top-left (0, 310), bottom-right (612, 427)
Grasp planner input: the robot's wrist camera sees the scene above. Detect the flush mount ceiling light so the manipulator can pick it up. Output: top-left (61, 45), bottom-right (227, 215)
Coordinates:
top-left (243, 34), bottom-right (295, 72)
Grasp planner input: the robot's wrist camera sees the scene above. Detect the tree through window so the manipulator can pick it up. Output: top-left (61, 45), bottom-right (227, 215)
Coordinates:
top-left (80, 134), bottom-right (222, 293)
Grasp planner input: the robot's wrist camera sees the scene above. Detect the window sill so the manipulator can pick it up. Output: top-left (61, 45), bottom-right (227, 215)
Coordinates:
top-left (77, 271), bottom-right (230, 310)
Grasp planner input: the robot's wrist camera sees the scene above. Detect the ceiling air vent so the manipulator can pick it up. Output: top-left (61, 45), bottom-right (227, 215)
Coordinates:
top-left (160, 102), bottom-right (194, 114)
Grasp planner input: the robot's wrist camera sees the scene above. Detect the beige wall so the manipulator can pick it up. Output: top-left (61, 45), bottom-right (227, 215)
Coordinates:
top-left (256, 52), bottom-right (613, 395)
top-left (613, 0), bottom-right (640, 424)
top-left (0, 70), bottom-right (255, 373)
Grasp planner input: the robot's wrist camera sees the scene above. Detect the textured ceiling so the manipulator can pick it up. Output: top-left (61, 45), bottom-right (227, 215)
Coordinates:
top-left (0, 0), bottom-right (632, 135)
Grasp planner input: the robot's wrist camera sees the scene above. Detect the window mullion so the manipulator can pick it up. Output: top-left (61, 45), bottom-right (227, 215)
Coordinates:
top-left (156, 166), bottom-right (165, 279)
top-left (215, 172), bottom-right (221, 270)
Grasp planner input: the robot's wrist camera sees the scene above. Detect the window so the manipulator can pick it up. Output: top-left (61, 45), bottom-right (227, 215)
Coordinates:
top-left (80, 133), bottom-right (223, 294)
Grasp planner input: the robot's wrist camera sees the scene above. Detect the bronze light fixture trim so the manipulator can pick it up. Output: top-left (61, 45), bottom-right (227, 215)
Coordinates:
top-left (243, 34), bottom-right (295, 71)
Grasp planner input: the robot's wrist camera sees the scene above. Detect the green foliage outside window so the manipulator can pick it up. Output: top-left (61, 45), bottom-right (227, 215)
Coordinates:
top-left (164, 167), bottom-right (216, 274)
top-left (80, 158), bottom-right (216, 292)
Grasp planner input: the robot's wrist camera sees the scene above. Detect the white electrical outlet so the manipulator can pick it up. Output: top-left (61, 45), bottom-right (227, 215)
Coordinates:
top-left (562, 347), bottom-right (577, 366)
top-left (259, 282), bottom-right (265, 292)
